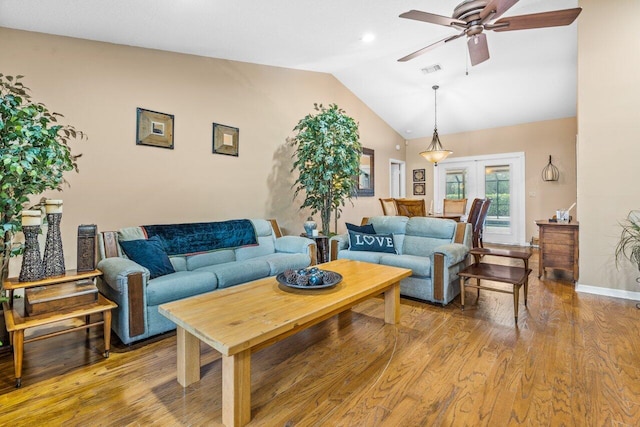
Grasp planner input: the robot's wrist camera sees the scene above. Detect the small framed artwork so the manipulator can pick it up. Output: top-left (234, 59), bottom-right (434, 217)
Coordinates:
top-left (413, 182), bottom-right (426, 196)
top-left (212, 123), bottom-right (239, 157)
top-left (136, 108), bottom-right (174, 149)
top-left (413, 168), bottom-right (426, 182)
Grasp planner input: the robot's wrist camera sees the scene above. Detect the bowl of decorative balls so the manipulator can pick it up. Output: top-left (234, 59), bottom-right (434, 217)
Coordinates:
top-left (276, 267), bottom-right (343, 290)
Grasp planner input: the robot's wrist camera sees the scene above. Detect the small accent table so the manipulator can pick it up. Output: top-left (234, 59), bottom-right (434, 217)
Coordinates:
top-left (459, 250), bottom-right (532, 325)
top-left (300, 234), bottom-right (329, 264)
top-left (2, 270), bottom-right (116, 388)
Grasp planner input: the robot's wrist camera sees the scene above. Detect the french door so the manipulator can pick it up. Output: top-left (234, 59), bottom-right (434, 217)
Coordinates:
top-left (433, 152), bottom-right (526, 245)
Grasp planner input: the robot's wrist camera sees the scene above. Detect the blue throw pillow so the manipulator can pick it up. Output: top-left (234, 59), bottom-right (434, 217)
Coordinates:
top-left (346, 222), bottom-right (376, 234)
top-left (348, 230), bottom-right (396, 254)
top-left (119, 235), bottom-right (175, 279)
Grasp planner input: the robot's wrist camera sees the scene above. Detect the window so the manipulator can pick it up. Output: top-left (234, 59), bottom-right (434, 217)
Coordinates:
top-left (445, 170), bottom-right (466, 200)
top-left (485, 165), bottom-right (510, 228)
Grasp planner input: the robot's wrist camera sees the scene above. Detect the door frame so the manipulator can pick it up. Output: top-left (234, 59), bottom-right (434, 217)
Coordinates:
top-left (433, 152), bottom-right (526, 246)
top-left (389, 159), bottom-right (406, 198)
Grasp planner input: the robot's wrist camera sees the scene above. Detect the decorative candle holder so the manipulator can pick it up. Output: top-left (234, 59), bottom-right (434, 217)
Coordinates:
top-left (43, 200), bottom-right (65, 277)
top-left (19, 225), bottom-right (45, 282)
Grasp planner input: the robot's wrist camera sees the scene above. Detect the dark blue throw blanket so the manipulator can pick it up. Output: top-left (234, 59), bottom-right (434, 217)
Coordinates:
top-left (142, 219), bottom-right (258, 256)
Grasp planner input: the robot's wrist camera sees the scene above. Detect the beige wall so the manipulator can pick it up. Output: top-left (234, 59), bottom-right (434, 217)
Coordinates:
top-left (577, 0), bottom-right (640, 292)
top-left (405, 118), bottom-right (577, 243)
top-left (1, 28), bottom-right (405, 274)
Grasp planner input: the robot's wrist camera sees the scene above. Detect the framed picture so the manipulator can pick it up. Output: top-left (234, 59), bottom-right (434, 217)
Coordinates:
top-left (413, 168), bottom-right (426, 182)
top-left (212, 123), bottom-right (239, 156)
top-left (413, 182), bottom-right (426, 196)
top-left (136, 108), bottom-right (174, 149)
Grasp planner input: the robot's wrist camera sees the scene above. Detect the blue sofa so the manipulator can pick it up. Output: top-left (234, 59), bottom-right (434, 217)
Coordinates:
top-left (330, 216), bottom-right (471, 305)
top-left (97, 219), bottom-right (315, 344)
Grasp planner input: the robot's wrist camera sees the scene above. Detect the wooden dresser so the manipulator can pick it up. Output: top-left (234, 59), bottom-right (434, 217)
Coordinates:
top-left (535, 220), bottom-right (579, 281)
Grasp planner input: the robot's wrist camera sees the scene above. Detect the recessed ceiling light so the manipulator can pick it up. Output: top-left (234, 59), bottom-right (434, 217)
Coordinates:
top-left (406, 130), bottom-right (413, 134)
top-left (361, 33), bottom-right (375, 43)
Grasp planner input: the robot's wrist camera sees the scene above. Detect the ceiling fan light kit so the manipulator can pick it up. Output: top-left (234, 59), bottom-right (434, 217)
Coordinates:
top-left (420, 85), bottom-right (453, 166)
top-left (398, 0), bottom-right (582, 66)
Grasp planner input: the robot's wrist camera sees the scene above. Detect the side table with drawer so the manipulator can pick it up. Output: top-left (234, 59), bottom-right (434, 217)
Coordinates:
top-left (535, 220), bottom-right (579, 281)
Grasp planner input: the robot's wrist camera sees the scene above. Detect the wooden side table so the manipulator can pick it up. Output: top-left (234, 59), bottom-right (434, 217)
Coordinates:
top-left (535, 220), bottom-right (579, 281)
top-left (2, 269), bottom-right (116, 388)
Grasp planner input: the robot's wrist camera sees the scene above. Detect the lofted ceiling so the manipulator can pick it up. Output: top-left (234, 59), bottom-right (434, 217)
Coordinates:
top-left (0, 0), bottom-right (579, 139)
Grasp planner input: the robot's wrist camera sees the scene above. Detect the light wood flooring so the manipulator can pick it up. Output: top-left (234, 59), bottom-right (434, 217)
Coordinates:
top-left (1, 249), bottom-right (640, 426)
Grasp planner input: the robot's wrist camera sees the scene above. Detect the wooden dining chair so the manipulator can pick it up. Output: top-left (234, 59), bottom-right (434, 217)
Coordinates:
top-left (473, 198), bottom-right (492, 248)
top-left (467, 198), bottom-right (486, 248)
top-left (443, 198), bottom-right (468, 216)
top-left (393, 198), bottom-right (426, 217)
top-left (379, 198), bottom-right (397, 216)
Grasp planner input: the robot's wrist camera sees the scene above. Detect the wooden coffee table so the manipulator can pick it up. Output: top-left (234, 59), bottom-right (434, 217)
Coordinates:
top-left (159, 259), bottom-right (411, 427)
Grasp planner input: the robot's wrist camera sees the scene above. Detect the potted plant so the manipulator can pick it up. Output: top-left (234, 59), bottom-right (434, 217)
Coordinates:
top-left (0, 74), bottom-right (85, 345)
top-left (291, 103), bottom-right (361, 235)
top-left (615, 210), bottom-right (640, 272)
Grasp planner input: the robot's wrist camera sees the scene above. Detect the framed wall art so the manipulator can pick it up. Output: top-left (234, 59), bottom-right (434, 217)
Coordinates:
top-left (136, 108), bottom-right (174, 149)
top-left (413, 168), bottom-right (426, 182)
top-left (212, 123), bottom-right (239, 156)
top-left (356, 147), bottom-right (375, 197)
top-left (413, 182), bottom-right (426, 196)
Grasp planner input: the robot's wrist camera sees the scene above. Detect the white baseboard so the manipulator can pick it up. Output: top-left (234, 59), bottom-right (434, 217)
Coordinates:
top-left (575, 283), bottom-right (640, 301)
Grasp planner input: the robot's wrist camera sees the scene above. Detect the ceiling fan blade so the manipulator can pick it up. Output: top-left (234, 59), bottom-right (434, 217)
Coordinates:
top-left (479, 0), bottom-right (519, 21)
top-left (398, 33), bottom-right (465, 62)
top-left (399, 10), bottom-right (466, 28)
top-left (493, 8), bottom-right (582, 32)
top-left (467, 33), bottom-right (490, 66)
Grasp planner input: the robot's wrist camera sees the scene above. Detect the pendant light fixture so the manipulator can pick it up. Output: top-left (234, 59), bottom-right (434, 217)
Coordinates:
top-left (541, 155), bottom-right (560, 181)
top-left (420, 85), bottom-right (452, 165)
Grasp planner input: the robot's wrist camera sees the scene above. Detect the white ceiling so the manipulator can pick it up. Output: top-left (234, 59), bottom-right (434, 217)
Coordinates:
top-left (0, 0), bottom-right (579, 139)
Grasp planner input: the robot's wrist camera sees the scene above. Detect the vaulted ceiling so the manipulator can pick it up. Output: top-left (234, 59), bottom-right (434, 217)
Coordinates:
top-left (0, 0), bottom-right (579, 138)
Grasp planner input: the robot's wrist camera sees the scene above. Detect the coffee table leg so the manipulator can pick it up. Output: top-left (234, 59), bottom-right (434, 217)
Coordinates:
top-left (460, 277), bottom-right (466, 310)
top-left (177, 326), bottom-right (201, 387)
top-left (513, 284), bottom-right (520, 324)
top-left (223, 349), bottom-right (251, 427)
top-left (384, 282), bottom-right (400, 324)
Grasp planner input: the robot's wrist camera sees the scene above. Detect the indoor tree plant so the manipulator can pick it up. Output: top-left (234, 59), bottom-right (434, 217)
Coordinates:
top-left (0, 74), bottom-right (85, 344)
top-left (291, 103), bottom-right (361, 235)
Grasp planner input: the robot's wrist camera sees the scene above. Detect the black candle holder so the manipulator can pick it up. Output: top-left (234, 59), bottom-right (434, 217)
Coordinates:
top-left (19, 225), bottom-right (45, 282)
top-left (43, 212), bottom-right (65, 277)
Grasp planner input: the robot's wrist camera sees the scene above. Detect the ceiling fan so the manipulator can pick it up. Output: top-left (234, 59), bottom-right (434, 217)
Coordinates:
top-left (398, 0), bottom-right (582, 65)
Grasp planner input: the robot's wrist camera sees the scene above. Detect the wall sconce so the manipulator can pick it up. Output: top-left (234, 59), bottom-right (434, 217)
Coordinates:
top-left (542, 155), bottom-right (559, 181)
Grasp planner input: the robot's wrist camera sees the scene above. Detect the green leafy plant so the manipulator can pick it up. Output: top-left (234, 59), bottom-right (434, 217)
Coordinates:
top-left (0, 74), bottom-right (85, 310)
top-left (291, 103), bottom-right (361, 235)
top-left (615, 210), bottom-right (640, 271)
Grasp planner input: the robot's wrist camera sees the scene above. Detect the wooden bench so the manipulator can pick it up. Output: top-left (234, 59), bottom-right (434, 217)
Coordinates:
top-left (459, 248), bottom-right (533, 324)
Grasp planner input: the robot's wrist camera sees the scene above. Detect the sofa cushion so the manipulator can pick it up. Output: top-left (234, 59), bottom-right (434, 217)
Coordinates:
top-left (348, 231), bottom-right (397, 254)
top-left (235, 235), bottom-right (275, 261)
top-left (379, 254), bottom-right (431, 277)
top-left (250, 253), bottom-right (311, 275)
top-left (119, 236), bottom-right (175, 279)
top-left (186, 250), bottom-right (235, 271)
top-left (146, 271), bottom-right (217, 306)
top-left (195, 259), bottom-right (271, 288)
top-left (365, 216), bottom-right (409, 234)
top-left (346, 222), bottom-right (376, 234)
top-left (337, 249), bottom-right (384, 264)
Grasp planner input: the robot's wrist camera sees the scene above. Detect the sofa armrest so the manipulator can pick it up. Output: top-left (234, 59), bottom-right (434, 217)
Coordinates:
top-left (97, 257), bottom-right (149, 293)
top-left (433, 243), bottom-right (469, 267)
top-left (275, 235), bottom-right (317, 265)
top-left (97, 257), bottom-right (149, 339)
top-left (329, 234), bottom-right (349, 261)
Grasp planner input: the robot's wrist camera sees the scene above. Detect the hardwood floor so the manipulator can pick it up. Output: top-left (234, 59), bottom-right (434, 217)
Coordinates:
top-left (1, 249), bottom-right (640, 426)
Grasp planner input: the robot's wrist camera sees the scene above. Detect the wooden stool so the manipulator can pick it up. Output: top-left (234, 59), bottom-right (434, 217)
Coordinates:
top-left (459, 263), bottom-right (532, 324)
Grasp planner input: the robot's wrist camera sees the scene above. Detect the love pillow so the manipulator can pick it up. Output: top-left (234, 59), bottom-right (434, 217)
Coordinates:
top-left (348, 230), bottom-right (397, 254)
